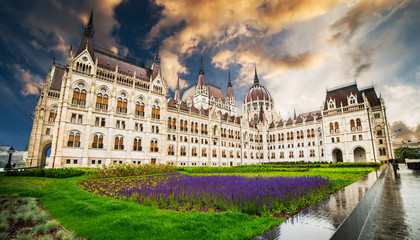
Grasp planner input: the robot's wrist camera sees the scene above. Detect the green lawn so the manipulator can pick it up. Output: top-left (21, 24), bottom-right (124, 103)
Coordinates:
top-left (0, 165), bottom-right (378, 240)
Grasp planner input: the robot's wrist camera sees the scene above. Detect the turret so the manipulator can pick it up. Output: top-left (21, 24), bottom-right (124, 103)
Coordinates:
top-left (226, 71), bottom-right (234, 99)
top-left (197, 57), bottom-right (205, 87)
top-left (174, 74), bottom-right (181, 102)
top-left (76, 10), bottom-right (94, 58)
top-left (151, 42), bottom-right (161, 80)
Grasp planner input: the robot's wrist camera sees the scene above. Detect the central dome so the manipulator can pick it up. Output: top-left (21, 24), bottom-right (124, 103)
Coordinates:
top-left (243, 68), bottom-right (272, 104)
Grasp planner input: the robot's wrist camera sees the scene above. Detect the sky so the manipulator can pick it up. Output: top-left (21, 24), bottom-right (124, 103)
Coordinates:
top-left (0, 0), bottom-right (419, 150)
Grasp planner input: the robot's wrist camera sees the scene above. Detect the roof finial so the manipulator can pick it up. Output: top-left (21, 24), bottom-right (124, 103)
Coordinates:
top-left (52, 56), bottom-right (55, 65)
top-left (228, 71), bottom-right (232, 87)
top-left (199, 57), bottom-right (204, 75)
top-left (84, 9), bottom-right (94, 39)
top-left (294, 108), bottom-right (296, 119)
top-left (254, 65), bottom-right (259, 85)
top-left (176, 74), bottom-right (180, 90)
top-left (153, 41), bottom-right (160, 64)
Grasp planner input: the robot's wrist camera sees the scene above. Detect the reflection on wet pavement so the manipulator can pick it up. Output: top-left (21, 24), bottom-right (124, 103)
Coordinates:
top-left (254, 166), bottom-right (386, 240)
top-left (360, 164), bottom-right (420, 240)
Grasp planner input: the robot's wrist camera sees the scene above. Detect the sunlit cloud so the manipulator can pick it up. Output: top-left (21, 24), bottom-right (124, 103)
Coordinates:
top-left (15, 66), bottom-right (43, 96)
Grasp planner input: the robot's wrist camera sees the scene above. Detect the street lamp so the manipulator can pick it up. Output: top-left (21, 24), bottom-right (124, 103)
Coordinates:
top-left (4, 146), bottom-right (15, 170)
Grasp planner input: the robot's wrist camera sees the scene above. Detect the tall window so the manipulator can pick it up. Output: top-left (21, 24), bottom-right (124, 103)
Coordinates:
top-left (150, 140), bottom-right (158, 152)
top-left (48, 106), bottom-right (58, 122)
top-left (114, 136), bottom-right (124, 150)
top-left (349, 96), bottom-right (356, 104)
top-left (135, 98), bottom-right (145, 117)
top-left (72, 83), bottom-right (87, 106)
top-left (133, 138), bottom-right (142, 151)
top-left (151, 101), bottom-right (160, 119)
top-left (329, 123), bottom-right (334, 132)
top-left (289, 151), bottom-right (294, 158)
top-left (180, 120), bottom-right (184, 131)
top-left (202, 148), bottom-right (207, 157)
top-left (229, 150), bottom-right (234, 158)
top-left (168, 145), bottom-right (175, 155)
top-left (335, 122), bottom-right (340, 131)
top-left (280, 152), bottom-right (284, 158)
top-left (68, 132), bottom-right (80, 147)
top-left (183, 120), bottom-right (188, 131)
top-left (96, 89), bottom-right (108, 110)
top-left (350, 119), bottom-right (355, 130)
top-left (180, 146), bottom-right (186, 156)
top-left (222, 150), bottom-right (226, 158)
top-left (356, 118), bottom-right (362, 130)
top-left (116, 93), bottom-right (127, 113)
top-left (92, 134), bottom-right (104, 149)
top-left (192, 147), bottom-right (197, 157)
top-left (212, 149), bottom-right (217, 157)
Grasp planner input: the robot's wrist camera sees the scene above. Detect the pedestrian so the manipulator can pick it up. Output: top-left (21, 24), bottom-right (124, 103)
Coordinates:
top-left (391, 159), bottom-right (399, 174)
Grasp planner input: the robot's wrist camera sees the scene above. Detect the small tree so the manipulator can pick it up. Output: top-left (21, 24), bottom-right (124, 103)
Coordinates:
top-left (394, 147), bottom-right (419, 159)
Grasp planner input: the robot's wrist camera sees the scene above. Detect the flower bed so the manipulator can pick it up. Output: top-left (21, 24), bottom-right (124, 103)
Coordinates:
top-left (79, 173), bottom-right (334, 216)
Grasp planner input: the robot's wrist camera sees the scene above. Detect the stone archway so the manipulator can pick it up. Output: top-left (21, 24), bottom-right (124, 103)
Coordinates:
top-left (353, 147), bottom-right (367, 162)
top-left (332, 148), bottom-right (343, 162)
top-left (39, 141), bottom-right (52, 168)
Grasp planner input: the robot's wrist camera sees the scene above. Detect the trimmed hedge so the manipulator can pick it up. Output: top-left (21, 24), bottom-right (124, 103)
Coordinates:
top-left (177, 166), bottom-right (309, 173)
top-left (326, 162), bottom-right (381, 168)
top-left (5, 168), bottom-right (85, 178)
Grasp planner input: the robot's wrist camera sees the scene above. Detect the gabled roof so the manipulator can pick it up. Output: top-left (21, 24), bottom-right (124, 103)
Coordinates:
top-left (277, 119), bottom-right (284, 127)
top-left (167, 98), bottom-right (176, 108)
top-left (286, 117), bottom-right (293, 125)
top-left (180, 84), bottom-right (196, 101)
top-left (269, 121), bottom-right (275, 128)
top-left (200, 108), bottom-right (208, 116)
top-left (50, 65), bottom-right (65, 91)
top-left (361, 87), bottom-right (381, 107)
top-left (324, 83), bottom-right (363, 110)
top-left (208, 84), bottom-right (225, 101)
top-left (235, 116), bottom-right (241, 124)
top-left (179, 101), bottom-right (189, 111)
top-left (295, 115), bottom-right (303, 124)
top-left (221, 112), bottom-right (228, 120)
top-left (190, 104), bottom-right (199, 114)
top-left (305, 114), bottom-right (314, 122)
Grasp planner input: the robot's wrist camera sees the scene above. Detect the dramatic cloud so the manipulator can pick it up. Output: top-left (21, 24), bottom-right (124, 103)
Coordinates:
top-left (149, 0), bottom-right (343, 90)
top-left (391, 121), bottom-right (420, 142)
top-left (15, 66), bottom-right (43, 96)
top-left (24, 0), bottom-right (127, 60)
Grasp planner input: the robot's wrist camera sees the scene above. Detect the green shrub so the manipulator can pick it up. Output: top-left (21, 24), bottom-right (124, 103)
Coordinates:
top-left (178, 165), bottom-right (309, 174)
top-left (38, 236), bottom-right (53, 240)
top-left (34, 224), bottom-right (48, 235)
top-left (34, 211), bottom-right (48, 223)
top-left (0, 222), bottom-right (7, 232)
top-left (45, 220), bottom-right (58, 232)
top-left (5, 168), bottom-right (85, 178)
top-left (56, 230), bottom-right (77, 240)
top-left (93, 163), bottom-right (177, 179)
top-left (327, 162), bottom-right (380, 168)
top-left (0, 232), bottom-right (6, 240)
top-left (14, 233), bottom-right (33, 240)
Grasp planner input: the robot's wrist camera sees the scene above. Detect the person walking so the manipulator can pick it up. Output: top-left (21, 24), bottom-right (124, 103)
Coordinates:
top-left (391, 159), bottom-right (399, 174)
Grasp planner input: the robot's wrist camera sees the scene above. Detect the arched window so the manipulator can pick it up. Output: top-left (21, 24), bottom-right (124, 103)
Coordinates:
top-left (72, 83), bottom-right (87, 106)
top-left (289, 151), bottom-right (294, 158)
top-left (202, 148), bottom-right (207, 157)
top-left (290, 132), bottom-right (294, 140)
top-left (172, 118), bottom-right (176, 130)
top-left (114, 136), bottom-right (124, 150)
top-left (244, 151), bottom-right (248, 159)
top-left (329, 123), bottom-right (334, 131)
top-left (192, 147), bottom-right (197, 156)
top-left (349, 96), bottom-right (356, 104)
top-left (116, 93), bottom-right (127, 113)
top-left (167, 117), bottom-right (172, 129)
top-left (280, 152), bottom-right (284, 158)
top-left (96, 89), bottom-right (108, 110)
top-left (184, 120), bottom-right (188, 132)
top-left (150, 140), bottom-right (158, 152)
top-left (356, 118), bottom-right (362, 129)
top-left (335, 122), bottom-right (339, 130)
top-left (168, 145), bottom-right (175, 155)
top-left (180, 146), bottom-right (186, 156)
top-left (350, 119), bottom-right (355, 130)
top-left (307, 129), bottom-right (311, 138)
top-left (151, 101), bottom-right (160, 119)
top-left (68, 132), bottom-right (80, 147)
top-left (180, 120), bottom-right (184, 131)
top-left (135, 98), bottom-right (145, 117)
top-left (222, 150), bottom-right (226, 158)
top-left (329, 100), bottom-right (335, 109)
top-left (212, 149), bottom-right (217, 157)
top-left (49, 106), bottom-right (58, 122)
top-left (311, 129), bottom-right (315, 137)
top-left (133, 138), bottom-right (142, 151)
top-left (229, 150), bottom-right (234, 158)
top-left (92, 134), bottom-right (104, 149)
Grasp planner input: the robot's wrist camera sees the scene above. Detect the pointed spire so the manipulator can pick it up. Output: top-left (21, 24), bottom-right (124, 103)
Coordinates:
top-left (153, 41), bottom-right (160, 64)
top-left (199, 57), bottom-right (204, 75)
top-left (174, 74), bottom-right (181, 102)
top-left (254, 65), bottom-right (259, 85)
top-left (52, 57), bottom-right (56, 65)
top-left (227, 71), bottom-right (232, 87)
top-left (84, 9), bottom-right (94, 39)
top-left (294, 108), bottom-right (296, 119)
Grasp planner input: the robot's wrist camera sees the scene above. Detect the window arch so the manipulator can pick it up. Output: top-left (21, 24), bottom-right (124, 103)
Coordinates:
top-left (133, 138), bottom-right (142, 151)
top-left (356, 118), bottom-right (362, 129)
top-left (92, 134), bottom-right (104, 149)
top-left (48, 106), bottom-right (58, 122)
top-left (212, 149), bottom-right (217, 157)
top-left (236, 151), bottom-right (240, 158)
top-left (114, 136), bottom-right (124, 150)
top-left (180, 146), bottom-right (186, 156)
top-left (135, 98), bottom-right (145, 117)
top-left (349, 95), bottom-right (356, 105)
top-left (350, 119), bottom-right (355, 130)
top-left (116, 93), bottom-right (128, 113)
top-left (222, 150), bottom-right (226, 158)
top-left (329, 100), bottom-right (335, 109)
top-left (335, 122), bottom-right (339, 130)
top-left (151, 101), bottom-right (160, 119)
top-left (96, 88), bottom-right (108, 110)
top-left (68, 131), bottom-right (81, 147)
top-left (329, 123), bottom-right (334, 132)
top-left (191, 147), bottom-right (197, 157)
top-left (72, 83), bottom-right (87, 106)
top-left (150, 140), bottom-right (158, 152)
top-left (229, 150), bottom-right (234, 158)
top-left (168, 145), bottom-right (175, 155)
top-left (289, 151), bottom-right (294, 158)
top-left (167, 117), bottom-right (172, 129)
top-left (202, 148), bottom-right (207, 157)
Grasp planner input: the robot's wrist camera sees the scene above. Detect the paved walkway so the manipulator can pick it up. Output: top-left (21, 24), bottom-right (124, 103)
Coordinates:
top-left (359, 164), bottom-right (420, 239)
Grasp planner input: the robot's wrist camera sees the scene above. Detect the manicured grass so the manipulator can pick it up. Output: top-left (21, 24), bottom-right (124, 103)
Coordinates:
top-left (0, 164), bottom-right (379, 240)
top-left (0, 174), bottom-right (282, 240)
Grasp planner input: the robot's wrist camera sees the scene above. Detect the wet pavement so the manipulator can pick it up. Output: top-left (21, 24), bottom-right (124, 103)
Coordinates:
top-left (254, 165), bottom-right (387, 240)
top-left (359, 164), bottom-right (420, 239)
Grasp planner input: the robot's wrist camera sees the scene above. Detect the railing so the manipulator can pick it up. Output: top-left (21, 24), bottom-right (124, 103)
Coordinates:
top-left (324, 103), bottom-right (365, 116)
top-left (47, 90), bottom-right (60, 99)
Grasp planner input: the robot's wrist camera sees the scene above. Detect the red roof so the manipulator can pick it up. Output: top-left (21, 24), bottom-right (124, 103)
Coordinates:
top-left (244, 84), bottom-right (272, 104)
top-left (167, 98), bottom-right (176, 108)
top-left (226, 86), bottom-right (234, 99)
top-left (361, 87), bottom-right (381, 107)
top-left (179, 101), bottom-right (189, 111)
top-left (269, 121), bottom-right (275, 128)
top-left (277, 119), bottom-right (284, 127)
top-left (235, 116), bottom-right (241, 123)
top-left (197, 74), bottom-right (205, 87)
top-left (286, 118), bottom-right (293, 125)
top-left (306, 114), bottom-right (314, 121)
top-left (76, 36), bottom-right (94, 59)
top-left (51, 65), bottom-right (65, 91)
top-left (295, 115), bottom-right (303, 124)
top-left (190, 105), bottom-right (199, 114)
top-left (208, 85), bottom-right (225, 101)
top-left (200, 108), bottom-right (208, 116)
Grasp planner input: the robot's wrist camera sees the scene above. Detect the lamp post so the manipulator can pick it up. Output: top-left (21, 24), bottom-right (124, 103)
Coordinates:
top-left (4, 146), bottom-right (15, 170)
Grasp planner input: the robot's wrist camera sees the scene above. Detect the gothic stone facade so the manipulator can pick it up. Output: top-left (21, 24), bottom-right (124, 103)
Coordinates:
top-left (26, 16), bottom-right (394, 168)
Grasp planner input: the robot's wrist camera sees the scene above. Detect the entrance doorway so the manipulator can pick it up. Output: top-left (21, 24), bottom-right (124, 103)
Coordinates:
top-left (151, 158), bottom-right (156, 165)
top-left (353, 147), bottom-right (367, 162)
top-left (39, 142), bottom-right (52, 167)
top-left (332, 149), bottom-right (343, 162)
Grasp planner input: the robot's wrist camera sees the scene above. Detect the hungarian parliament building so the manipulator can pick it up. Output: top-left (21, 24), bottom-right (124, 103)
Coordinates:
top-left (26, 13), bottom-right (394, 168)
